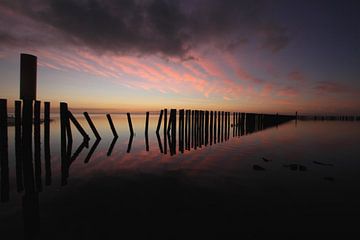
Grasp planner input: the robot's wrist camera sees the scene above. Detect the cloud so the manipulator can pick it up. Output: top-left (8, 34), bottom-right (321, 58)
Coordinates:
top-left (0, 0), bottom-right (290, 58)
top-left (288, 71), bottom-right (305, 82)
top-left (314, 81), bottom-right (348, 94)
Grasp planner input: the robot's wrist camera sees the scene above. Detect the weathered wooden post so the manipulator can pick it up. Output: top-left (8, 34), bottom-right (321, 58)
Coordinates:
top-left (224, 111), bottom-right (227, 141)
top-left (214, 111), bottom-right (217, 144)
top-left (232, 112), bottom-right (235, 137)
top-left (185, 110), bottom-right (188, 149)
top-left (179, 109), bottom-right (184, 153)
top-left (191, 110), bottom-right (195, 149)
top-left (127, 113), bottom-right (134, 136)
top-left (156, 131), bottom-right (163, 153)
top-left (15, 100), bottom-right (24, 192)
top-left (106, 114), bottom-right (118, 138)
top-left (20, 54), bottom-right (37, 101)
top-left (68, 111), bottom-right (90, 141)
top-left (0, 99), bottom-right (9, 201)
top-left (227, 112), bottom-right (230, 139)
top-left (171, 109), bottom-right (177, 154)
top-left (217, 111), bottom-right (221, 142)
top-left (84, 112), bottom-right (101, 139)
top-left (194, 110), bottom-right (198, 149)
top-left (34, 101), bottom-right (42, 192)
top-left (205, 111), bottom-right (209, 146)
top-left (221, 111), bottom-right (224, 142)
top-left (210, 111), bottom-right (213, 145)
top-left (145, 111), bottom-right (150, 151)
top-left (163, 109), bottom-right (168, 154)
top-left (156, 110), bottom-right (163, 133)
top-left (60, 102), bottom-right (67, 184)
top-left (23, 99), bottom-right (35, 193)
top-left (44, 102), bottom-right (51, 186)
top-left (145, 111), bottom-right (150, 135)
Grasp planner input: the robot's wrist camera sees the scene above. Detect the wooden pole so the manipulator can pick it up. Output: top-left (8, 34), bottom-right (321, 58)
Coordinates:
top-left (84, 112), bottom-right (101, 139)
top-left (156, 110), bottom-right (163, 133)
top-left (68, 111), bottom-right (90, 141)
top-left (127, 113), bottom-right (134, 136)
top-left (34, 101), bottom-right (42, 192)
top-left (23, 99), bottom-right (35, 193)
top-left (15, 100), bottom-right (24, 192)
top-left (145, 111), bottom-right (150, 135)
top-left (106, 114), bottom-right (118, 138)
top-left (44, 102), bottom-right (51, 186)
top-left (0, 99), bottom-right (9, 201)
top-left (163, 109), bottom-right (167, 154)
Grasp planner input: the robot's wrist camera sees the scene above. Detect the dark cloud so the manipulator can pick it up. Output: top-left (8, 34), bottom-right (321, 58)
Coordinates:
top-left (288, 71), bottom-right (305, 82)
top-left (0, 0), bottom-right (290, 57)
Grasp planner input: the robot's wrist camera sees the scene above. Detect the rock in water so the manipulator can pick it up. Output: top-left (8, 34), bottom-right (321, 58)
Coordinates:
top-left (253, 165), bottom-right (265, 171)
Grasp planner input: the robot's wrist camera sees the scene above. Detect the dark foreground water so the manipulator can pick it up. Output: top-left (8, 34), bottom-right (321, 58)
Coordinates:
top-left (1, 114), bottom-right (360, 239)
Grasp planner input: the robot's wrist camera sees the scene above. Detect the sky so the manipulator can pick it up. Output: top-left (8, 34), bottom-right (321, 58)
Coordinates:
top-left (0, 0), bottom-right (359, 114)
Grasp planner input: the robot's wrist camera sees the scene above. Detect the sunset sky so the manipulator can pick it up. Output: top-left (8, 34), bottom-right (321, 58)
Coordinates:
top-left (0, 0), bottom-right (359, 114)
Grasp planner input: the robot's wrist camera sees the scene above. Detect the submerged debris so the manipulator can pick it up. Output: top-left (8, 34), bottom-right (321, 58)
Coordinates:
top-left (283, 164), bottom-right (307, 171)
top-left (253, 165), bottom-right (265, 171)
top-left (313, 161), bottom-right (334, 167)
top-left (262, 157), bottom-right (272, 162)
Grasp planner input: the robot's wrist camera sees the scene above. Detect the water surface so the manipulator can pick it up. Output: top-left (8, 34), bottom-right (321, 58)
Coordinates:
top-left (1, 114), bottom-right (360, 239)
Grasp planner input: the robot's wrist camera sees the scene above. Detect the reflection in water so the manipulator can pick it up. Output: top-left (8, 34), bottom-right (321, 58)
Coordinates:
top-left (9, 106), bottom-right (352, 239)
top-left (127, 134), bottom-right (134, 153)
top-left (107, 136), bottom-right (118, 156)
top-left (84, 139), bottom-right (101, 163)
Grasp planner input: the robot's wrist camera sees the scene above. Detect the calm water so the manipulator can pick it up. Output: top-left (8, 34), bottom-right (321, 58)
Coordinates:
top-left (1, 114), bottom-right (360, 239)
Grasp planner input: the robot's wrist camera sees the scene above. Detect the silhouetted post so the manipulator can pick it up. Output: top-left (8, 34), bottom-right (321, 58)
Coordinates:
top-left (145, 111), bottom-right (150, 135)
top-left (227, 112), bottom-right (230, 139)
top-left (44, 102), bottom-right (51, 186)
top-left (126, 113), bottom-right (134, 136)
top-left (185, 110), bottom-right (188, 150)
top-left (145, 111), bottom-right (150, 151)
top-left (217, 111), bottom-right (221, 143)
top-left (205, 111), bottom-right (209, 146)
top-left (221, 111), bottom-right (224, 142)
top-left (195, 110), bottom-right (198, 148)
top-left (201, 111), bottom-right (204, 146)
top-left (84, 112), bottom-right (101, 139)
top-left (0, 99), bottom-right (9, 202)
top-left (163, 109), bottom-right (167, 154)
top-left (210, 111), bottom-right (213, 145)
top-left (156, 110), bottom-right (163, 133)
top-left (171, 109), bottom-right (177, 154)
top-left (179, 109), bottom-right (184, 153)
top-left (191, 110), bottom-right (194, 149)
top-left (60, 102), bottom-right (68, 186)
top-left (23, 99), bottom-right (35, 193)
top-left (14, 100), bottom-right (24, 192)
top-left (106, 114), bottom-right (118, 138)
top-left (214, 111), bottom-right (217, 144)
top-left (20, 54), bottom-right (37, 101)
top-left (34, 101), bottom-right (42, 192)
top-left (156, 132), bottom-right (163, 153)
top-left (224, 111), bottom-right (227, 141)
top-left (232, 112), bottom-right (235, 137)
top-left (68, 111), bottom-right (90, 141)
top-left (238, 113), bottom-right (242, 136)
top-left (188, 110), bottom-right (191, 150)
